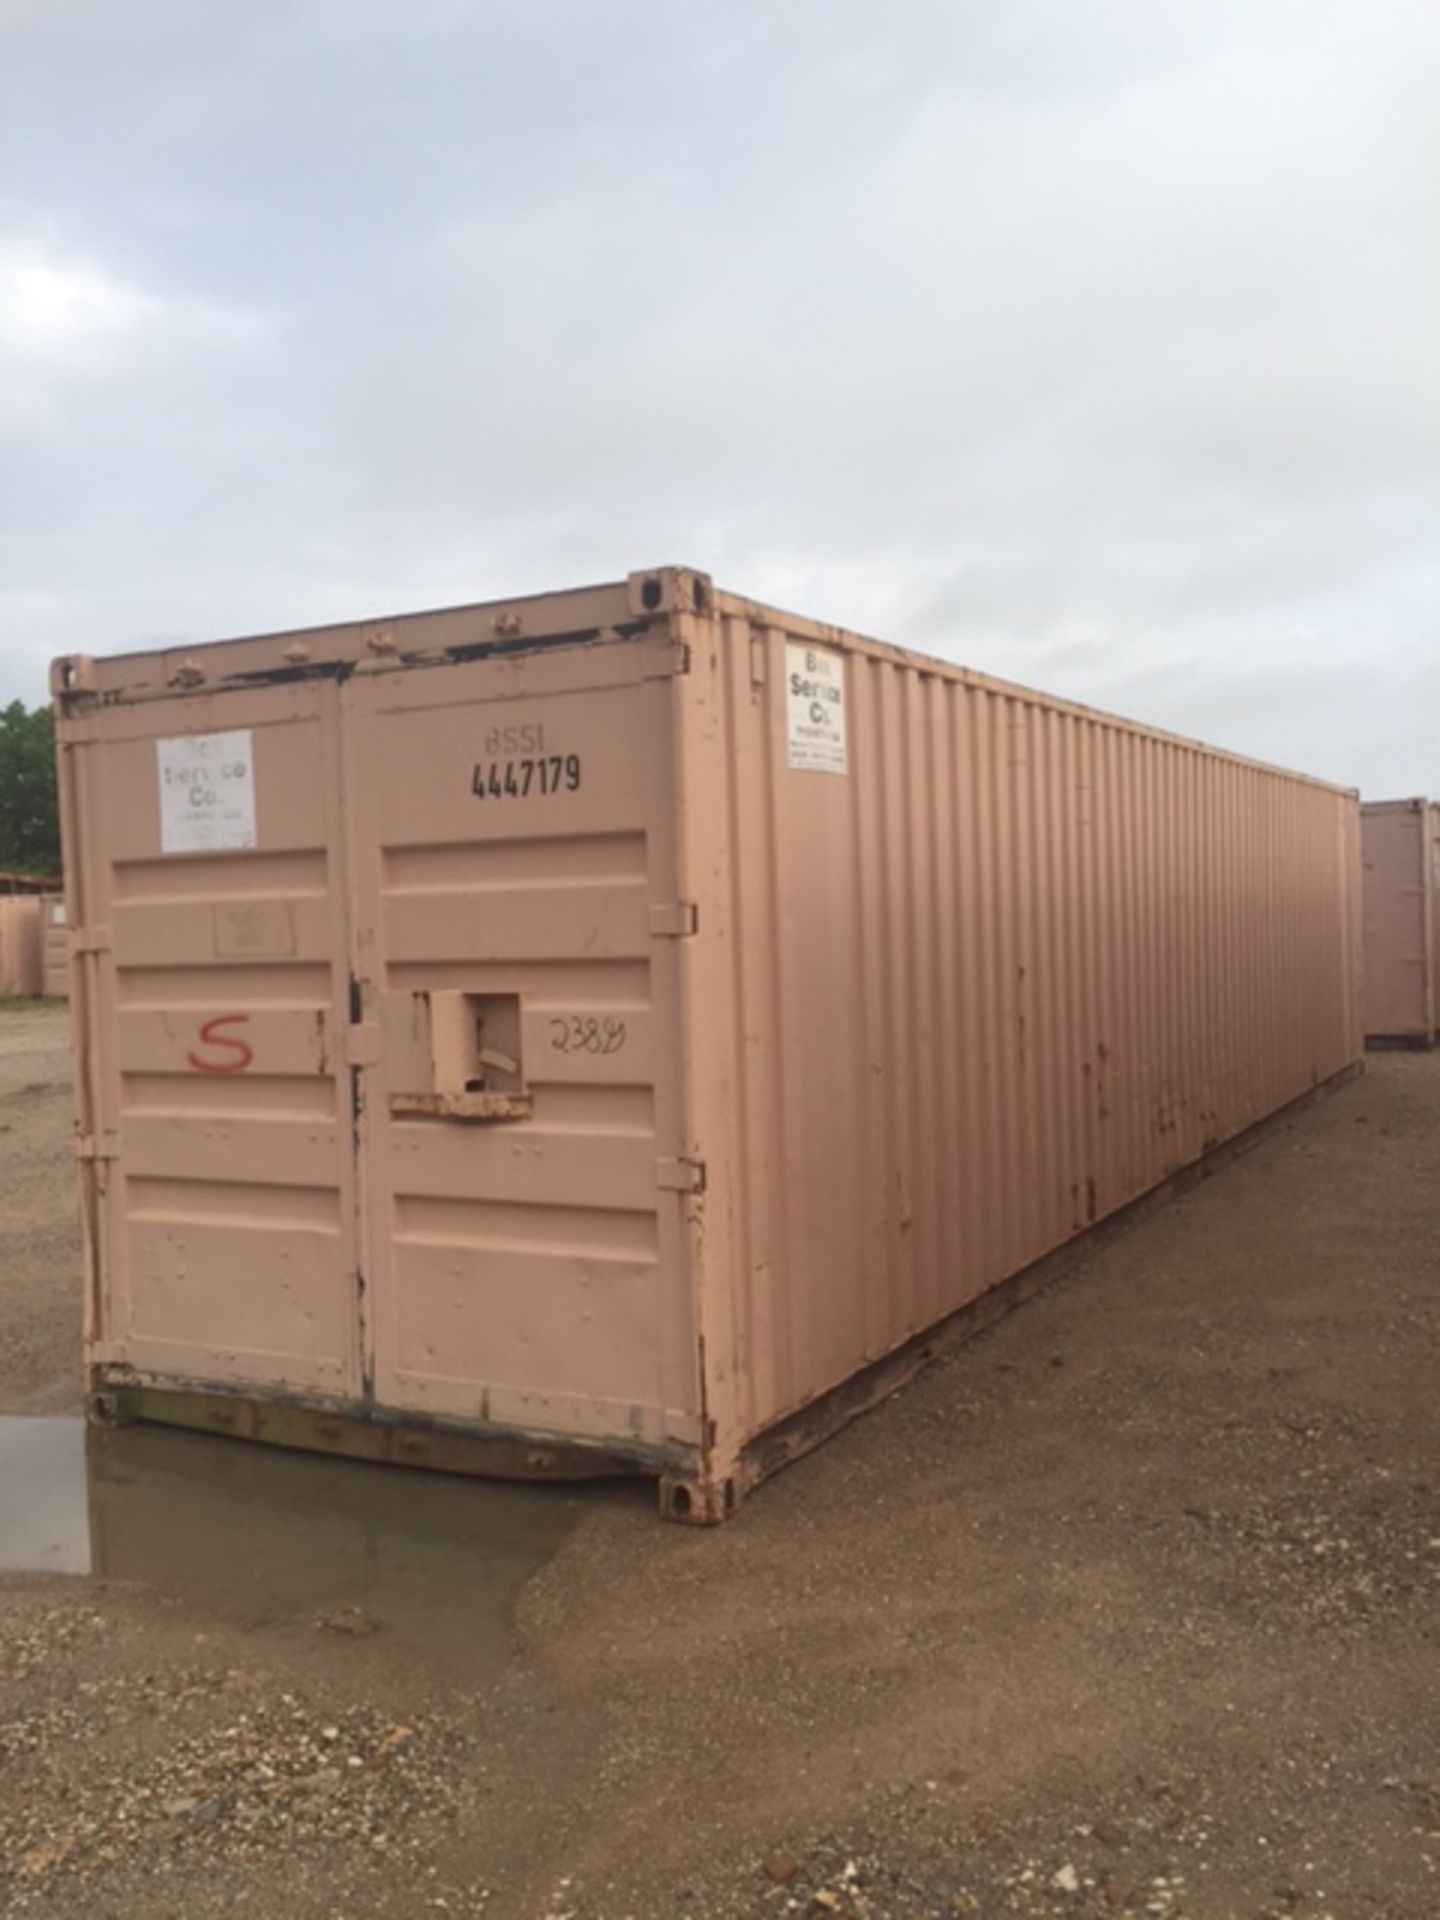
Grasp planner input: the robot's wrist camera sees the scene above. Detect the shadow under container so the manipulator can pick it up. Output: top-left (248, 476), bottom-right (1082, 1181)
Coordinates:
top-left (54, 567), bottom-right (1363, 1521)
top-left (1361, 799), bottom-right (1439, 1048)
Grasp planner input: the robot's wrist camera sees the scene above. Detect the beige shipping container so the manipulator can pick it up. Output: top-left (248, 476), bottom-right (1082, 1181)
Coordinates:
top-left (1361, 799), bottom-right (1439, 1046)
top-left (40, 892), bottom-right (71, 999)
top-left (0, 895), bottom-right (43, 998)
top-left (53, 568), bottom-right (1363, 1520)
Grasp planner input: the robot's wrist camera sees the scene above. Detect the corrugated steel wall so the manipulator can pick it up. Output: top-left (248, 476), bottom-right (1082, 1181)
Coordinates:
top-left (689, 603), bottom-right (1363, 1448)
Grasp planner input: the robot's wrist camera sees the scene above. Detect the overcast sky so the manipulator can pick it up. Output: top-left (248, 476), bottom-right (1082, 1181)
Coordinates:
top-left (2, 0), bottom-right (1436, 794)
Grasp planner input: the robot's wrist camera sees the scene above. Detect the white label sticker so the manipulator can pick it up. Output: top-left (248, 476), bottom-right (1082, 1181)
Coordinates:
top-left (785, 644), bottom-right (847, 774)
top-left (156, 730), bottom-right (257, 854)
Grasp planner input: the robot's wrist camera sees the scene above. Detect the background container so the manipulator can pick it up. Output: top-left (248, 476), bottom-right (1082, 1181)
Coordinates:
top-left (0, 895), bottom-right (43, 997)
top-left (53, 568), bottom-right (1364, 1519)
top-left (40, 893), bottom-right (71, 999)
top-left (1361, 799), bottom-right (1439, 1046)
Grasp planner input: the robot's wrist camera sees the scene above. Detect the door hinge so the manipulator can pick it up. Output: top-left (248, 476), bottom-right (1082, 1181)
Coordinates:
top-left (649, 901), bottom-right (699, 938)
top-left (75, 1133), bottom-right (120, 1163)
top-left (656, 1156), bottom-right (706, 1194)
top-left (345, 1023), bottom-right (382, 1068)
top-left (70, 925), bottom-right (111, 957)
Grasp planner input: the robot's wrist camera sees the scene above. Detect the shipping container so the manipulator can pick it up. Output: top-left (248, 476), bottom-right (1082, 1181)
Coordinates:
top-left (0, 895), bottom-right (43, 998)
top-left (1361, 799), bottom-right (1439, 1046)
top-left (53, 568), bottom-right (1364, 1520)
top-left (40, 893), bottom-right (71, 1000)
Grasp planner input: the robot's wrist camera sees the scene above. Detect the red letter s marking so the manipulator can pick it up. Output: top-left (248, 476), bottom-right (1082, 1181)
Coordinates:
top-left (186, 1013), bottom-right (254, 1075)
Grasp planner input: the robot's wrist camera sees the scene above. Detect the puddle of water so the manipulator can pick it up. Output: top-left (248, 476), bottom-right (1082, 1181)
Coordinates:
top-left (0, 1415), bottom-right (580, 1677)
top-left (0, 1417), bottom-right (91, 1574)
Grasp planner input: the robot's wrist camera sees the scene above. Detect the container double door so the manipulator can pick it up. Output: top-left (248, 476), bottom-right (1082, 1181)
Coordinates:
top-left (85, 643), bottom-right (695, 1446)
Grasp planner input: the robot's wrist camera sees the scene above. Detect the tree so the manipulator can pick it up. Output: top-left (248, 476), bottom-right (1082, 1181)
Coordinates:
top-left (0, 701), bottom-right (60, 877)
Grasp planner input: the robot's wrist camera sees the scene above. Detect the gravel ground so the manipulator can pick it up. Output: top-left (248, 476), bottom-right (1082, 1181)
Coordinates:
top-left (1, 1005), bottom-right (1437, 1918)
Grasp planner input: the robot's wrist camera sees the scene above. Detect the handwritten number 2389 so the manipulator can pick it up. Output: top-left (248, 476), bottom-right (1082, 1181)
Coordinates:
top-left (549, 1016), bottom-right (627, 1056)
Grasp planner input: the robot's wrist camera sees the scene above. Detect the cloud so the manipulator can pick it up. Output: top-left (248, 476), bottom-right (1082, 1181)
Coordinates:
top-left (0, 251), bottom-right (160, 361)
top-left (0, 0), bottom-right (1436, 797)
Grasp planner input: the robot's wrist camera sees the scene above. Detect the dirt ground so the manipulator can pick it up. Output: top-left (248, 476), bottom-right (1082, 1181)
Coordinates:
top-left (1, 1003), bottom-right (1438, 1920)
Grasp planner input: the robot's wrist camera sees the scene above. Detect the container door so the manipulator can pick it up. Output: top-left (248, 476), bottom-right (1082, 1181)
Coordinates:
top-left (344, 637), bottom-right (698, 1450)
top-left (69, 682), bottom-right (364, 1399)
